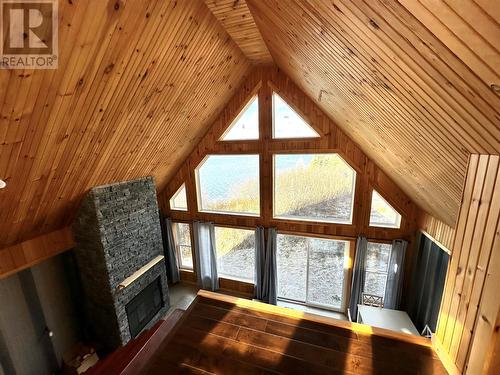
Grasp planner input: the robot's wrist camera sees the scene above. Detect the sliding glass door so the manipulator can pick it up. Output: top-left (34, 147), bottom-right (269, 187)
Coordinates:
top-left (276, 234), bottom-right (349, 312)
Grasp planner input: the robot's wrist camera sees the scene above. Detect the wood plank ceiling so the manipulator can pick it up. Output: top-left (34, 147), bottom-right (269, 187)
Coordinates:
top-left (204, 0), bottom-right (273, 64)
top-left (0, 0), bottom-right (251, 248)
top-left (1, 0), bottom-right (499, 250)
top-left (245, 0), bottom-right (500, 226)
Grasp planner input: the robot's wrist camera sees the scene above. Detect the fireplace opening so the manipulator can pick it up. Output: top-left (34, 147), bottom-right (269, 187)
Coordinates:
top-left (125, 277), bottom-right (164, 338)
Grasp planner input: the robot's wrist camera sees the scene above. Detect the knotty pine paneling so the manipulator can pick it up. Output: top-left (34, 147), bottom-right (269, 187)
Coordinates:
top-left (246, 0), bottom-right (500, 227)
top-left (161, 67), bottom-right (418, 243)
top-left (435, 154), bottom-right (500, 374)
top-left (204, 0), bottom-right (273, 64)
top-left (0, 0), bottom-right (251, 249)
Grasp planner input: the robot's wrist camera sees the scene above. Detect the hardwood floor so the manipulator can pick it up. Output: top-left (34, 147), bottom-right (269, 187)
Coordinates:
top-left (145, 292), bottom-right (447, 374)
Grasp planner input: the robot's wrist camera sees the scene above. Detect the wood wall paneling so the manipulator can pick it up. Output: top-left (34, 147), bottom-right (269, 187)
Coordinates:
top-left (418, 212), bottom-right (456, 253)
top-left (484, 309), bottom-right (500, 375)
top-left (218, 277), bottom-right (254, 298)
top-left (0, 0), bottom-right (252, 250)
top-left (179, 270), bottom-right (197, 285)
top-left (434, 154), bottom-right (500, 374)
top-left (162, 66), bottom-right (421, 298)
top-left (245, 0), bottom-right (500, 227)
top-left (162, 67), bottom-right (418, 242)
top-left (0, 227), bottom-right (75, 280)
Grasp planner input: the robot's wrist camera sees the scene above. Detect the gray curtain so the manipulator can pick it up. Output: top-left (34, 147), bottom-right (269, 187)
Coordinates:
top-left (254, 226), bottom-right (266, 300)
top-left (258, 227), bottom-right (277, 305)
top-left (384, 239), bottom-right (408, 310)
top-left (349, 236), bottom-right (368, 321)
top-left (164, 218), bottom-right (180, 284)
top-left (407, 233), bottom-right (449, 332)
top-left (193, 221), bottom-right (218, 291)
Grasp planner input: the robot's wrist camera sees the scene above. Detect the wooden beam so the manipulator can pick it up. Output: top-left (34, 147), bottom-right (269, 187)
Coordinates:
top-left (204, 0), bottom-right (273, 64)
top-left (0, 227), bottom-right (75, 279)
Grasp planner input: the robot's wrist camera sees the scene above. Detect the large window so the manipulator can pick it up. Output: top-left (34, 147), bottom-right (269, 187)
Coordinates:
top-left (172, 222), bottom-right (193, 269)
top-left (214, 226), bottom-right (255, 282)
top-left (277, 234), bottom-right (349, 311)
top-left (369, 190), bottom-right (402, 229)
top-left (196, 154), bottom-right (260, 216)
top-left (364, 242), bottom-right (392, 302)
top-left (273, 154), bottom-right (356, 224)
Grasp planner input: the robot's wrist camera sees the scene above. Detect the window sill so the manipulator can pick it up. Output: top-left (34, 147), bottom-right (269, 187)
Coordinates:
top-left (218, 275), bottom-right (254, 286)
top-left (369, 224), bottom-right (401, 229)
top-left (277, 300), bottom-right (347, 321)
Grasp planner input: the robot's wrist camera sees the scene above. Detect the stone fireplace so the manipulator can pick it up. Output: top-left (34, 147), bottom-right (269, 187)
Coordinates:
top-left (72, 177), bottom-right (169, 350)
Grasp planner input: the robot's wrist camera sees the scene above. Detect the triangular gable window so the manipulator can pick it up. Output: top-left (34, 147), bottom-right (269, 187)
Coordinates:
top-left (221, 96), bottom-right (259, 141)
top-left (169, 183), bottom-right (188, 211)
top-left (369, 190), bottom-right (402, 228)
top-left (272, 92), bottom-right (320, 139)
